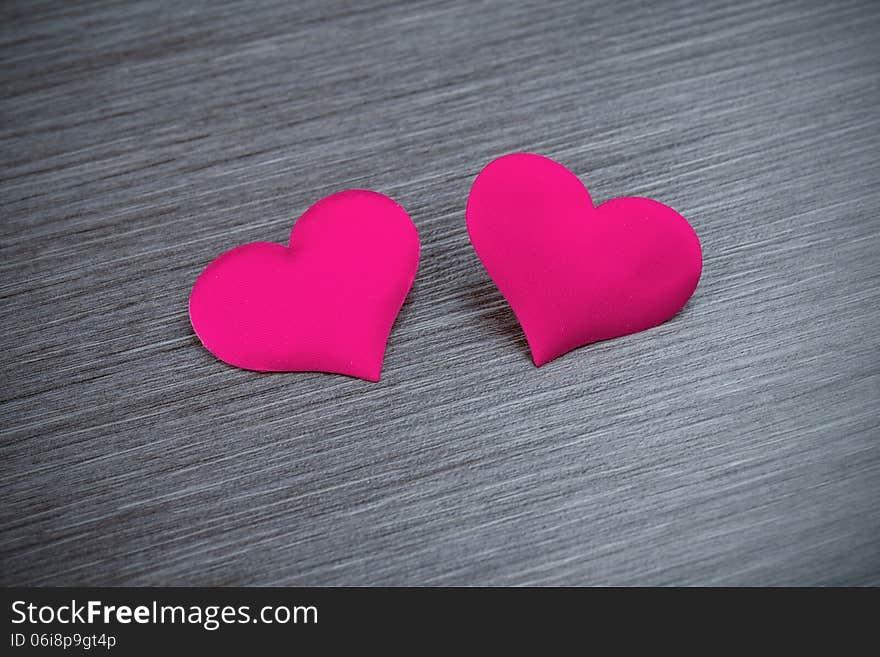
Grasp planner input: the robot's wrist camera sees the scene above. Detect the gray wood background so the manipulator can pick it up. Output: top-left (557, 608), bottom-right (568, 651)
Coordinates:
top-left (2, 0), bottom-right (878, 586)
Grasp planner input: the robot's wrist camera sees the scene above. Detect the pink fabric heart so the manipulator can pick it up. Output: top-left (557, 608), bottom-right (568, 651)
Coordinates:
top-left (466, 153), bottom-right (702, 366)
top-left (189, 190), bottom-right (420, 381)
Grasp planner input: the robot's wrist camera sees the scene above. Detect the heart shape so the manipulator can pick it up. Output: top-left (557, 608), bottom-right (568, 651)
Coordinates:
top-left (466, 153), bottom-right (702, 366)
top-left (189, 190), bottom-right (420, 381)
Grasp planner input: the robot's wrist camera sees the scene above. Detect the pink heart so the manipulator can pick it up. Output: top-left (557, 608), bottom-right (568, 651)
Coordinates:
top-left (466, 153), bottom-right (702, 366)
top-left (189, 190), bottom-right (420, 381)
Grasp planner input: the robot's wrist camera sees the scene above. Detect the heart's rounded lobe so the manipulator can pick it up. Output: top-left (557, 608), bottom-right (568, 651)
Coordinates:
top-left (189, 190), bottom-right (420, 381)
top-left (466, 153), bottom-right (702, 366)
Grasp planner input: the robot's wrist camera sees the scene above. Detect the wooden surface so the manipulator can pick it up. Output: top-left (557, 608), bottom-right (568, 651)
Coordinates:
top-left (1, 0), bottom-right (879, 586)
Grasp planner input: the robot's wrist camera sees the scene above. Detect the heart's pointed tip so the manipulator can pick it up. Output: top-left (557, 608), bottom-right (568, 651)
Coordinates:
top-left (530, 348), bottom-right (550, 367)
top-left (356, 362), bottom-right (382, 383)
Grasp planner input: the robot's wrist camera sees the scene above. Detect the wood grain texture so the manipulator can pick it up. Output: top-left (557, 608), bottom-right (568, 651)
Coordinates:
top-left (1, 0), bottom-right (879, 586)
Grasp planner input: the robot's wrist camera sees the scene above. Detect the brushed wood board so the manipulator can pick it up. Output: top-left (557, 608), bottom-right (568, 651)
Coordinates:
top-left (1, 0), bottom-right (878, 585)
